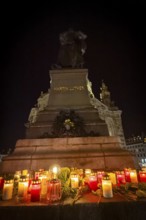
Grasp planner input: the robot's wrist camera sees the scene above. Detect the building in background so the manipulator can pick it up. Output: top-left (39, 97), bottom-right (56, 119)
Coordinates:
top-left (126, 134), bottom-right (146, 168)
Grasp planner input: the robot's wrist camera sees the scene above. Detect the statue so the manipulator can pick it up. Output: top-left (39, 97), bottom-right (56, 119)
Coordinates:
top-left (37, 90), bottom-right (50, 111)
top-left (56, 28), bottom-right (87, 68)
top-left (28, 105), bottom-right (39, 123)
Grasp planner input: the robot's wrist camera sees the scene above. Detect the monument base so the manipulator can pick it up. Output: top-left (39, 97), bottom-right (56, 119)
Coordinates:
top-left (1, 136), bottom-right (136, 173)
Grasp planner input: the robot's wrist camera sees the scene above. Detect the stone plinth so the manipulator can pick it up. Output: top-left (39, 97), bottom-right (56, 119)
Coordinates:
top-left (47, 69), bottom-right (92, 108)
top-left (25, 69), bottom-right (109, 138)
top-left (1, 136), bottom-right (135, 173)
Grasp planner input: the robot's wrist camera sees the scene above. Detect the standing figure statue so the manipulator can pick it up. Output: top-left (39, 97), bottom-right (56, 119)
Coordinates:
top-left (57, 28), bottom-right (87, 68)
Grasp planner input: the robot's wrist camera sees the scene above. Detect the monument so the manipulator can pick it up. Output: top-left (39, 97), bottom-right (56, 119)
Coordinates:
top-left (1, 29), bottom-right (136, 173)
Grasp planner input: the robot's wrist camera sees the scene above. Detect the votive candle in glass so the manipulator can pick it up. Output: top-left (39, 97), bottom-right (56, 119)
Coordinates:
top-left (22, 169), bottom-right (28, 176)
top-left (31, 179), bottom-right (41, 202)
top-left (116, 171), bottom-right (126, 186)
top-left (102, 175), bottom-right (113, 198)
top-left (70, 174), bottom-right (79, 189)
top-left (17, 175), bottom-right (29, 200)
top-left (139, 171), bottom-right (146, 182)
top-left (88, 173), bottom-right (98, 191)
top-left (0, 177), bottom-right (4, 190)
top-left (124, 168), bottom-right (131, 182)
top-left (97, 171), bottom-right (105, 184)
top-left (107, 172), bottom-right (117, 186)
top-left (130, 170), bottom-right (138, 183)
top-left (47, 179), bottom-right (61, 203)
top-left (85, 169), bottom-right (92, 177)
top-left (2, 179), bottom-right (14, 200)
top-left (40, 177), bottom-right (48, 202)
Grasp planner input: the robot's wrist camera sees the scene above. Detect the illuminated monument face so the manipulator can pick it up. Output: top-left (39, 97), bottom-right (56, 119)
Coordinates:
top-left (1, 29), bottom-right (136, 173)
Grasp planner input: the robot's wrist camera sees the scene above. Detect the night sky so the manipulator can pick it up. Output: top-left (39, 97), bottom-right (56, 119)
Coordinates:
top-left (1, 2), bottom-right (146, 151)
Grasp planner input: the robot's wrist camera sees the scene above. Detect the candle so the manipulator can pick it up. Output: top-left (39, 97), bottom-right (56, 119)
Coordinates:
top-left (139, 171), bottom-right (146, 182)
top-left (31, 179), bottom-right (41, 202)
top-left (85, 169), bottom-right (92, 177)
top-left (17, 175), bottom-right (29, 200)
top-left (35, 171), bottom-right (40, 180)
top-left (49, 164), bottom-right (60, 179)
top-left (97, 171), bottom-right (105, 184)
top-left (107, 172), bottom-right (117, 185)
top-left (88, 173), bottom-right (98, 191)
top-left (124, 168), bottom-right (131, 182)
top-left (40, 177), bottom-right (48, 202)
top-left (47, 179), bottom-right (61, 202)
top-left (0, 177), bottom-right (4, 190)
top-left (130, 170), bottom-right (138, 183)
top-left (102, 175), bottom-right (113, 198)
top-left (14, 171), bottom-right (21, 180)
top-left (2, 179), bottom-right (14, 200)
top-left (70, 174), bottom-right (79, 189)
top-left (22, 169), bottom-right (28, 176)
top-left (116, 171), bottom-right (126, 186)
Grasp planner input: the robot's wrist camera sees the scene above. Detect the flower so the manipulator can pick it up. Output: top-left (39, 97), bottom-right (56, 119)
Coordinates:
top-left (64, 119), bottom-right (74, 130)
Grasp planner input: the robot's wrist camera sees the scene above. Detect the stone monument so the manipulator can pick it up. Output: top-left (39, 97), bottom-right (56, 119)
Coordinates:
top-left (1, 29), bottom-right (136, 173)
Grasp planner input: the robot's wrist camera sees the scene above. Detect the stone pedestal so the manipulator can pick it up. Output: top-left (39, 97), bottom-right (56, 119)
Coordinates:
top-left (47, 69), bottom-right (92, 108)
top-left (25, 69), bottom-right (109, 138)
top-left (1, 136), bottom-right (135, 173)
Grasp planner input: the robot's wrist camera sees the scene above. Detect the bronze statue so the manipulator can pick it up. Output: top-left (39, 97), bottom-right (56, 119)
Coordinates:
top-left (56, 28), bottom-right (87, 68)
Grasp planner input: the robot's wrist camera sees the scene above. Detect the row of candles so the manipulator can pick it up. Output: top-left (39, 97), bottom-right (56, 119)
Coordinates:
top-left (0, 166), bottom-right (146, 202)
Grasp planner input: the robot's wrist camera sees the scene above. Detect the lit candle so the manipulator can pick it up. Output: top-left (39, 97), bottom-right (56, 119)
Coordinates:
top-left (139, 171), bottom-right (146, 182)
top-left (40, 177), bottom-right (48, 202)
top-left (116, 171), bottom-right (126, 186)
top-left (102, 175), bottom-right (113, 198)
top-left (130, 170), bottom-right (138, 183)
top-left (97, 171), bottom-right (105, 184)
top-left (17, 175), bottom-right (29, 200)
top-left (47, 179), bottom-right (62, 202)
top-left (14, 171), bottom-right (21, 180)
top-left (0, 177), bottom-right (4, 190)
top-left (107, 172), bottom-right (117, 185)
top-left (85, 169), bottom-right (92, 177)
top-left (124, 168), bottom-right (131, 182)
top-left (35, 171), bottom-right (40, 180)
top-left (2, 179), bottom-right (14, 200)
top-left (22, 169), bottom-right (28, 176)
top-left (88, 173), bottom-right (98, 191)
top-left (49, 164), bottom-right (60, 179)
top-left (70, 174), bottom-right (79, 189)
top-left (31, 179), bottom-right (41, 202)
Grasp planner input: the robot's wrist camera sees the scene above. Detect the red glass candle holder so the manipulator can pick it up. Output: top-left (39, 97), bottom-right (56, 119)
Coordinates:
top-left (139, 171), bottom-right (146, 182)
top-left (88, 173), bottom-right (98, 191)
top-left (97, 171), bottom-right (105, 184)
top-left (31, 179), bottom-right (41, 202)
top-left (124, 168), bottom-right (131, 182)
top-left (0, 177), bottom-right (4, 190)
top-left (116, 171), bottom-right (126, 186)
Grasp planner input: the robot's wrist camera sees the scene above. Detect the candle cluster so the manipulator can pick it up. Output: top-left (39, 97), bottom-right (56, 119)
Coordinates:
top-left (0, 166), bottom-right (146, 202)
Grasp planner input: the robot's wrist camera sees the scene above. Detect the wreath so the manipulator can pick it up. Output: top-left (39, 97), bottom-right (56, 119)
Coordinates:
top-left (51, 110), bottom-right (86, 137)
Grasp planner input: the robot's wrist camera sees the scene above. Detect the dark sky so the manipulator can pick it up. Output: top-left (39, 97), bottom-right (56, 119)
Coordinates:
top-left (1, 2), bottom-right (146, 151)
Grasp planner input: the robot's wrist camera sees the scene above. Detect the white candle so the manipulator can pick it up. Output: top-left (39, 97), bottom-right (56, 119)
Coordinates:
top-left (40, 178), bottom-right (48, 201)
top-left (85, 169), bottom-right (91, 177)
top-left (102, 177), bottom-right (113, 198)
top-left (70, 175), bottom-right (79, 189)
top-left (18, 178), bottom-right (29, 197)
top-left (108, 172), bottom-right (117, 185)
top-left (2, 180), bottom-right (14, 200)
